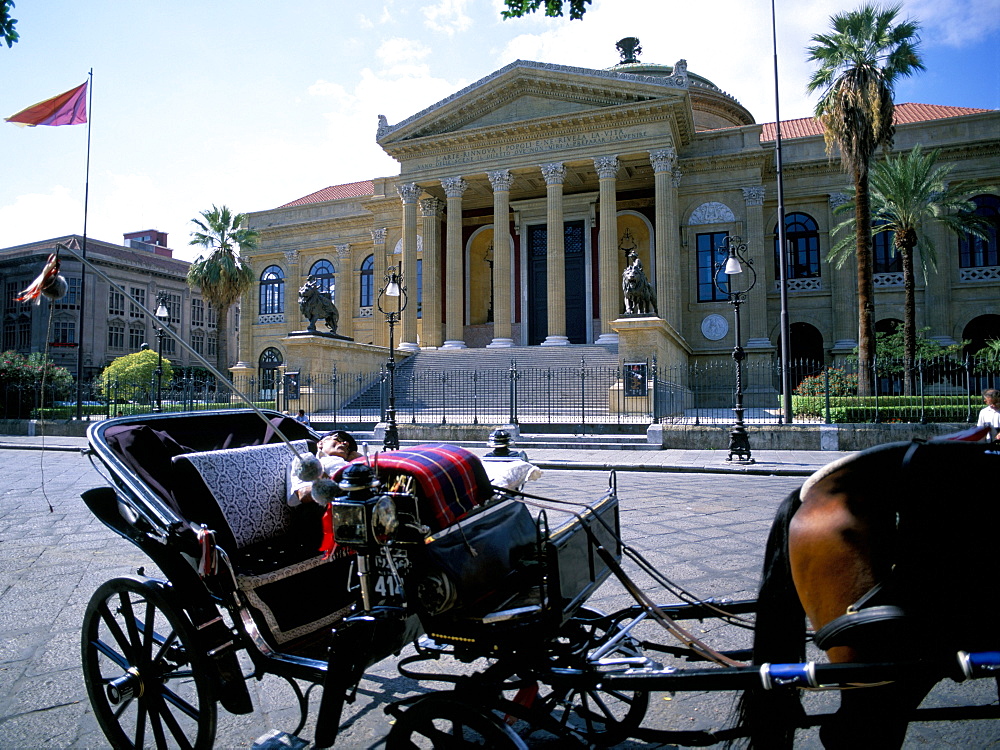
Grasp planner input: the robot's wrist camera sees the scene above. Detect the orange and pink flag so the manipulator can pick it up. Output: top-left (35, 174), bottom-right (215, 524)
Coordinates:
top-left (5, 81), bottom-right (88, 127)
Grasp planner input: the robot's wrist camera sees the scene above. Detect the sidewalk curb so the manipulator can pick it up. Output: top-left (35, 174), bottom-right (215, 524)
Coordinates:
top-left (534, 460), bottom-right (816, 477)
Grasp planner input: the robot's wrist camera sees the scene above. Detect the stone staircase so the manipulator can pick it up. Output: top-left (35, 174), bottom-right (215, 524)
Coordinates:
top-left (341, 344), bottom-right (623, 416)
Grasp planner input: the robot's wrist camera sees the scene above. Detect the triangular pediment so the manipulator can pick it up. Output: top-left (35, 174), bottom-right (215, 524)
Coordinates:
top-left (378, 60), bottom-right (691, 145)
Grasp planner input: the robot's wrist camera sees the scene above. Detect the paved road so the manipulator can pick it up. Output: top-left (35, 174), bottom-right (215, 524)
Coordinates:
top-left (0, 449), bottom-right (997, 748)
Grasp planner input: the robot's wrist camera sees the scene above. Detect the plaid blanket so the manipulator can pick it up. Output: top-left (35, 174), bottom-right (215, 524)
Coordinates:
top-left (333, 444), bottom-right (491, 531)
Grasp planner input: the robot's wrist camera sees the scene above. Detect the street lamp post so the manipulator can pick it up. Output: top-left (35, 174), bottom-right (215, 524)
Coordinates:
top-left (713, 235), bottom-right (757, 464)
top-left (376, 266), bottom-right (407, 450)
top-left (153, 292), bottom-right (170, 414)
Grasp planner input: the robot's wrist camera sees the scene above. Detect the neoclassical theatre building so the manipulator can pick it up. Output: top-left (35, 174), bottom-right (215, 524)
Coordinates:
top-left (240, 45), bottom-right (999, 385)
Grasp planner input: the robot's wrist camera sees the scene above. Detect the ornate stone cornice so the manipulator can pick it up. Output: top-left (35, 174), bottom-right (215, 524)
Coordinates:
top-left (397, 183), bottom-right (421, 203)
top-left (282, 249), bottom-right (298, 264)
top-left (649, 148), bottom-right (677, 174)
top-left (541, 162), bottom-right (566, 185)
top-left (371, 227), bottom-right (387, 245)
top-left (420, 197), bottom-right (444, 217)
top-left (488, 169), bottom-right (513, 192)
top-left (594, 156), bottom-right (620, 180)
top-left (441, 176), bottom-right (468, 198)
top-left (334, 243), bottom-right (351, 258)
top-left (828, 192), bottom-right (852, 209)
top-left (742, 186), bottom-right (765, 206)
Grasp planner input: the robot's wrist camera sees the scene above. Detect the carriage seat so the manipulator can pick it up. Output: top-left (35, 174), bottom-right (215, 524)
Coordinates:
top-left (172, 440), bottom-right (355, 645)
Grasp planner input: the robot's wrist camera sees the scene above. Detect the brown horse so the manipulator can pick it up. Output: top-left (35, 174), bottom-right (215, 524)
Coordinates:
top-left (737, 430), bottom-right (999, 748)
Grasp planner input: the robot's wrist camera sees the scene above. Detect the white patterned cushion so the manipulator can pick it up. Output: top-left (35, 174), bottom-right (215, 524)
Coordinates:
top-left (174, 440), bottom-right (310, 549)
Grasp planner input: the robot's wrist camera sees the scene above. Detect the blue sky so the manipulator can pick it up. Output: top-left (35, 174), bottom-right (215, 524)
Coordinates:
top-left (2, 0), bottom-right (998, 262)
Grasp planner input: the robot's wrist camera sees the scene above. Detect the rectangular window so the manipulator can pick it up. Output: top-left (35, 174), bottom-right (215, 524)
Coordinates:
top-left (162, 334), bottom-right (176, 356)
top-left (207, 303), bottom-right (217, 329)
top-left (5, 282), bottom-right (19, 313)
top-left (54, 277), bottom-right (82, 309)
top-left (17, 319), bottom-right (30, 349)
top-left (873, 230), bottom-right (901, 273)
top-left (207, 336), bottom-right (217, 357)
top-left (2, 322), bottom-right (14, 350)
top-left (168, 293), bottom-right (182, 326)
top-left (130, 287), bottom-right (146, 319)
top-left (697, 232), bottom-right (730, 302)
top-left (192, 331), bottom-right (204, 355)
top-left (191, 299), bottom-right (204, 327)
top-left (109, 289), bottom-right (126, 316)
top-left (107, 324), bottom-right (125, 350)
top-left (53, 320), bottom-right (76, 344)
top-left (129, 326), bottom-right (145, 350)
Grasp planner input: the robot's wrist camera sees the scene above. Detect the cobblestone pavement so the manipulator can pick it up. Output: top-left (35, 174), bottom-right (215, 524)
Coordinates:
top-left (0, 447), bottom-right (997, 748)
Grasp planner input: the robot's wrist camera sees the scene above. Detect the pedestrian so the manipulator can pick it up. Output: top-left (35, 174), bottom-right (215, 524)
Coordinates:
top-left (483, 429), bottom-right (528, 461)
top-left (977, 388), bottom-right (1000, 441)
top-left (294, 408), bottom-right (310, 426)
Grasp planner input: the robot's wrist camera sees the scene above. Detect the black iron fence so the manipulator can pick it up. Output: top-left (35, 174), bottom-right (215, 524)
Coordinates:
top-left (5, 355), bottom-right (999, 427)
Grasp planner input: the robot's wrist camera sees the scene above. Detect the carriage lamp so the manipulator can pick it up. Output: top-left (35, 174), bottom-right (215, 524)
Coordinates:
top-left (712, 235), bottom-right (757, 464)
top-left (377, 266), bottom-right (408, 451)
top-left (153, 292), bottom-right (170, 413)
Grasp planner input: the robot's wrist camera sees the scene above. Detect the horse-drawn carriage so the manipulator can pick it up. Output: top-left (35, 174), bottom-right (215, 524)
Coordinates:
top-left (80, 409), bottom-right (1000, 748)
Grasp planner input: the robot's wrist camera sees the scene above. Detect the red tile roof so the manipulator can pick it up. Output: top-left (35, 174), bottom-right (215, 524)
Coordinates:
top-left (760, 102), bottom-right (992, 141)
top-left (276, 104), bottom-right (991, 208)
top-left (280, 179), bottom-right (374, 208)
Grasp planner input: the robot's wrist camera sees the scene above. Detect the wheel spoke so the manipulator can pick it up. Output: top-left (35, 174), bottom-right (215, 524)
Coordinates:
top-left (158, 695), bottom-right (196, 750)
top-left (97, 600), bottom-right (134, 660)
top-left (91, 636), bottom-right (130, 672)
top-left (118, 592), bottom-right (143, 657)
top-left (161, 683), bottom-right (202, 721)
top-left (132, 702), bottom-right (147, 748)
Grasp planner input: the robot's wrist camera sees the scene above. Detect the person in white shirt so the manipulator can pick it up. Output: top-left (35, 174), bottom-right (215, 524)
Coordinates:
top-left (287, 430), bottom-right (360, 505)
top-left (977, 389), bottom-right (1000, 441)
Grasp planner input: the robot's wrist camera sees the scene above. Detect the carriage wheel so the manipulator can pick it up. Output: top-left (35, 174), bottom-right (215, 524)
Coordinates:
top-left (386, 693), bottom-right (528, 749)
top-left (540, 608), bottom-right (649, 745)
top-left (81, 577), bottom-right (218, 749)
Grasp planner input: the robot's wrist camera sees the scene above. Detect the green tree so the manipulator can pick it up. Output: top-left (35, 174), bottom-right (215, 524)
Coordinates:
top-left (0, 351), bottom-right (73, 417)
top-left (501, 0), bottom-right (590, 20)
top-left (188, 205), bottom-right (258, 375)
top-left (98, 349), bottom-right (173, 397)
top-left (1, 0), bottom-right (18, 48)
top-left (831, 145), bottom-right (992, 393)
top-left (806, 3), bottom-right (924, 396)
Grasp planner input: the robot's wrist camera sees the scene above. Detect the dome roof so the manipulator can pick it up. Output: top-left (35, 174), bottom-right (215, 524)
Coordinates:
top-left (608, 40), bottom-right (755, 130)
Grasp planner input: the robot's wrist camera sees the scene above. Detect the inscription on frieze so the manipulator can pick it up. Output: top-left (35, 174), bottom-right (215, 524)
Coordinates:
top-left (432, 129), bottom-right (650, 169)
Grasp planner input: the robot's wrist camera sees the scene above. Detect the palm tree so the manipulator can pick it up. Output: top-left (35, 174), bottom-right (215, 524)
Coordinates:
top-left (187, 205), bottom-right (258, 375)
top-left (807, 3), bottom-right (924, 395)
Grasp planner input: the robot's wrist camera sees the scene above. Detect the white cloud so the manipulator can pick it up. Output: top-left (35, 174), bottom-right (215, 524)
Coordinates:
top-left (377, 37), bottom-right (433, 65)
top-left (0, 187), bottom-right (82, 247)
top-left (905, 0), bottom-right (1000, 45)
top-left (423, 0), bottom-right (474, 36)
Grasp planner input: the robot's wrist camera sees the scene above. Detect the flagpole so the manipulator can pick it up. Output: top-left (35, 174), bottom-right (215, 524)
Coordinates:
top-left (772, 0), bottom-right (793, 424)
top-left (75, 69), bottom-right (92, 420)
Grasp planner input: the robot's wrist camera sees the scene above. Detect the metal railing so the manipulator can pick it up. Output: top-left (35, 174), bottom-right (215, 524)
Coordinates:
top-left (5, 355), bottom-right (999, 428)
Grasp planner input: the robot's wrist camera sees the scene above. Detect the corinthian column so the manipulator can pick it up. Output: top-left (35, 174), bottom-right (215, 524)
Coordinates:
top-left (487, 169), bottom-right (514, 347)
top-left (334, 243), bottom-right (353, 339)
top-left (440, 176), bottom-right (467, 349)
top-left (650, 148), bottom-right (680, 327)
top-left (371, 227), bottom-right (387, 348)
top-left (741, 186), bottom-right (770, 348)
top-left (828, 192), bottom-right (858, 353)
top-left (397, 182), bottom-right (421, 351)
top-left (420, 198), bottom-right (444, 348)
top-left (594, 155), bottom-right (620, 344)
top-left (541, 162), bottom-right (569, 346)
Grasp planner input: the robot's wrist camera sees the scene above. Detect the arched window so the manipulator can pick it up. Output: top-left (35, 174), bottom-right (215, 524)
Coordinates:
top-left (309, 259), bottom-right (336, 299)
top-left (360, 255), bottom-right (374, 308)
top-left (873, 222), bottom-right (900, 273)
top-left (258, 347), bottom-right (282, 393)
top-left (959, 194), bottom-right (999, 268)
top-left (259, 266), bottom-right (284, 315)
top-left (774, 213), bottom-right (821, 279)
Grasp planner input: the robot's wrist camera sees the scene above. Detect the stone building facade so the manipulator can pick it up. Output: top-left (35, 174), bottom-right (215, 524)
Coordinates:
top-left (242, 53), bottom-right (1000, 385)
top-left (0, 234), bottom-right (221, 379)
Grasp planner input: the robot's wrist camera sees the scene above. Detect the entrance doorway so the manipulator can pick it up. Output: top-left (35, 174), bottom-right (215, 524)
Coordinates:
top-left (526, 220), bottom-right (587, 345)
